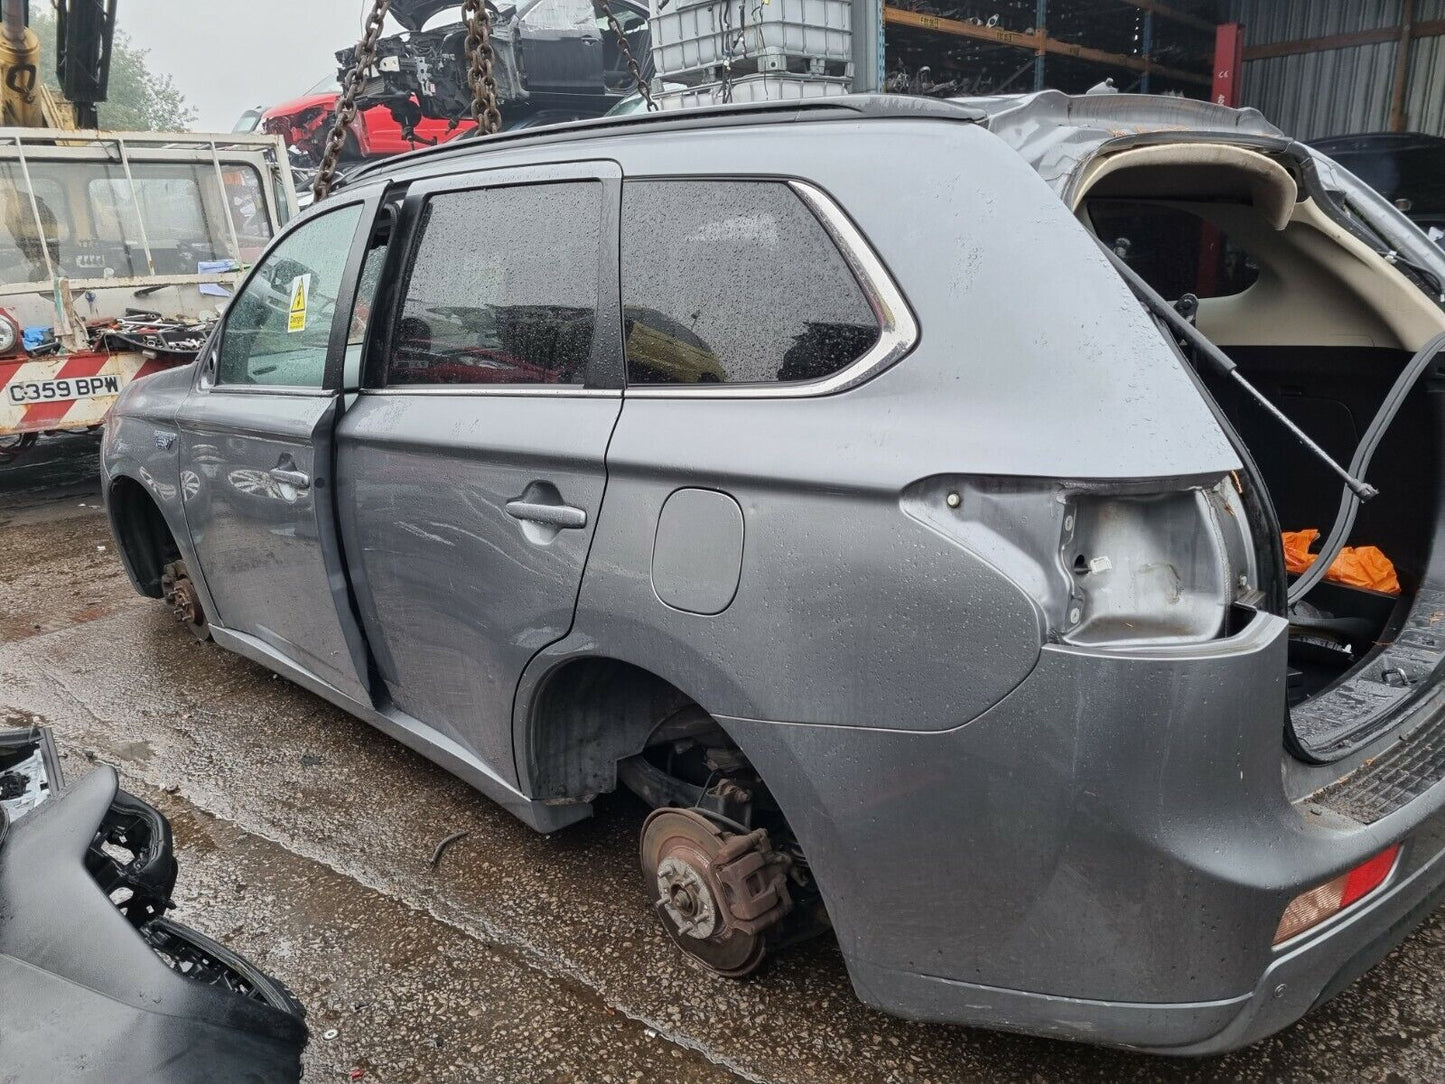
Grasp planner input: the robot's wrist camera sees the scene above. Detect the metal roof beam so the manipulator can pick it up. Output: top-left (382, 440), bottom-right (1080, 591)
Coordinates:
top-left (1243, 19), bottom-right (1445, 61)
top-left (1117, 1), bottom-right (1216, 35)
top-left (882, 7), bottom-right (1212, 86)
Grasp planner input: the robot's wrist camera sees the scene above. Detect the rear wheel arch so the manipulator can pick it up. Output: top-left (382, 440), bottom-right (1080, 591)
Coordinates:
top-left (520, 655), bottom-right (784, 807)
top-left (522, 655), bottom-right (833, 977)
top-left (522, 656), bottom-right (696, 802)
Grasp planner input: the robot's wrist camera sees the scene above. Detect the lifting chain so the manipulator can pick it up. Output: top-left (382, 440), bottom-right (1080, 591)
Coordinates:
top-left (596, 0), bottom-right (657, 112)
top-left (313, 0), bottom-right (393, 203)
top-left (462, 0), bottom-right (504, 135)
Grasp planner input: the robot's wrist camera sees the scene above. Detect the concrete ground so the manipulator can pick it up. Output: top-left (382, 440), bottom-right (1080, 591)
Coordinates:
top-left (4, 432), bottom-right (1445, 1083)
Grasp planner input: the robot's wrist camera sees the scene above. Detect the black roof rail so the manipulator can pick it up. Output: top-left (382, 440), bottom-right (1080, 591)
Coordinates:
top-left (342, 93), bottom-right (986, 186)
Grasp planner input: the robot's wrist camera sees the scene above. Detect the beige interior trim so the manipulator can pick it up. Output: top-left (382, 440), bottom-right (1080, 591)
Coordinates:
top-left (1195, 198), bottom-right (1445, 350)
top-left (1075, 142), bottom-right (1445, 352)
top-left (1071, 143), bottom-right (1299, 230)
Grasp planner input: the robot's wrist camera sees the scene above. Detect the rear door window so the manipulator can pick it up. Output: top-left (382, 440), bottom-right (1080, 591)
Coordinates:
top-left (620, 180), bottom-right (881, 386)
top-left (387, 182), bottom-right (602, 387)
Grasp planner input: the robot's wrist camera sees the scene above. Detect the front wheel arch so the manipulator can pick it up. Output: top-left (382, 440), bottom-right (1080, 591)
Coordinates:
top-left (108, 476), bottom-right (179, 599)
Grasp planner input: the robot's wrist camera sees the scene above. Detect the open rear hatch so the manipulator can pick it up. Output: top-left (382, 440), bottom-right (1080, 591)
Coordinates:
top-left (1071, 134), bottom-right (1445, 763)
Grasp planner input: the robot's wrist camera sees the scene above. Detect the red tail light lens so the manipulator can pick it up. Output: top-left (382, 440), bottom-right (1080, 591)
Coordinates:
top-left (1274, 844), bottom-right (1401, 946)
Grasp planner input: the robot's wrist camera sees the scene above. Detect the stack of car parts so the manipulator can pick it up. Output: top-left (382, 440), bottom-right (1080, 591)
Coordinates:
top-left (0, 726), bottom-right (307, 1082)
top-left (342, 0), bottom-right (643, 137)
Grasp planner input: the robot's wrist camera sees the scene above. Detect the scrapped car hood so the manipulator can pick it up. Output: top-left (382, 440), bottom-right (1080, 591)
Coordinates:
top-left (391, 0), bottom-right (465, 31)
top-left (952, 90), bottom-right (1286, 196)
top-left (263, 92), bottom-right (339, 122)
top-left (390, 0), bottom-right (519, 31)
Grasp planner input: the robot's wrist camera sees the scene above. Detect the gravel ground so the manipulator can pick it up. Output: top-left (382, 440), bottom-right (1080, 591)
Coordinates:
top-left (4, 433), bottom-right (1445, 1083)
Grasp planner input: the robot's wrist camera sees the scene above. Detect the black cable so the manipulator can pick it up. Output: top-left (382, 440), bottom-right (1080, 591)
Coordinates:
top-left (1102, 237), bottom-right (1445, 605)
top-left (1287, 330), bottom-right (1445, 603)
top-left (1099, 240), bottom-right (1377, 501)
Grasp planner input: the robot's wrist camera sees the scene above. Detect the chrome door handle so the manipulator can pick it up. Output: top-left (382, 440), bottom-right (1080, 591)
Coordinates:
top-left (269, 468), bottom-right (311, 490)
top-left (505, 499), bottom-right (586, 529)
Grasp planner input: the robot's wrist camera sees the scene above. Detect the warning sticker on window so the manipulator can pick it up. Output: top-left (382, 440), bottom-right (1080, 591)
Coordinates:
top-left (287, 273), bottom-right (312, 334)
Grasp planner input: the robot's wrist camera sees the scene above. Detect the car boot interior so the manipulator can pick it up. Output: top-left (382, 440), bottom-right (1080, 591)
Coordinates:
top-left (1076, 143), bottom-right (1445, 758)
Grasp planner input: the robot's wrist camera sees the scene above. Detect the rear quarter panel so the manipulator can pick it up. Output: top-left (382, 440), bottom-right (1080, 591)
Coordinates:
top-left (527, 118), bottom-right (1241, 733)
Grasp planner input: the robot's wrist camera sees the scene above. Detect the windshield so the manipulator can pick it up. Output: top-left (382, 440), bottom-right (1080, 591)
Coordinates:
top-left (1325, 145), bottom-right (1445, 216)
top-left (1312, 150), bottom-right (1445, 290)
top-left (519, 0), bottom-right (595, 29)
top-left (305, 73), bottom-right (340, 96)
top-left (0, 158), bottom-right (273, 284)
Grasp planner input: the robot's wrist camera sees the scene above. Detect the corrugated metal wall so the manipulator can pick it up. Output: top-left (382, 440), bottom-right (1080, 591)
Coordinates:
top-left (1407, 1), bottom-right (1445, 134)
top-left (1236, 0), bottom-right (1445, 138)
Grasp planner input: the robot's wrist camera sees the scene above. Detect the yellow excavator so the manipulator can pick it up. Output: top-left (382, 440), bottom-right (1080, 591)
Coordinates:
top-left (0, 0), bottom-right (107, 130)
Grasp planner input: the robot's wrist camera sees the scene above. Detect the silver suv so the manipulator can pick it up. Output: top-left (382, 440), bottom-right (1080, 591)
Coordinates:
top-left (103, 93), bottom-right (1445, 1053)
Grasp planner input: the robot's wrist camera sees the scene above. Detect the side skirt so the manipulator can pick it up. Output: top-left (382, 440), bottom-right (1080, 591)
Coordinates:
top-left (210, 626), bottom-right (593, 834)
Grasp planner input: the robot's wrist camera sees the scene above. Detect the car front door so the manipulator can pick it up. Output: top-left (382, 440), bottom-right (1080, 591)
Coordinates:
top-left (335, 162), bottom-right (622, 784)
top-left (176, 196), bottom-right (376, 703)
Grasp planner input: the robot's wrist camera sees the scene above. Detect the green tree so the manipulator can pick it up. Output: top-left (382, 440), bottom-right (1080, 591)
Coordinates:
top-left (33, 11), bottom-right (196, 131)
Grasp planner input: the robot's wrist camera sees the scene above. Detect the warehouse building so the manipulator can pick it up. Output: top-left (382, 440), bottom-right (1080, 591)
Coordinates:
top-left (832, 0), bottom-right (1445, 139)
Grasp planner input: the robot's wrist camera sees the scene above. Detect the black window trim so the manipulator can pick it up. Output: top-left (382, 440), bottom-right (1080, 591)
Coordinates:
top-left (361, 159), bottom-right (624, 398)
top-left (621, 176), bottom-right (918, 399)
top-left (200, 189), bottom-right (382, 398)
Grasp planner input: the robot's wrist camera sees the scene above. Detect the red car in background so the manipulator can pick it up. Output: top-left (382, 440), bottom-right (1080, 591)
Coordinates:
top-left (260, 75), bottom-right (476, 162)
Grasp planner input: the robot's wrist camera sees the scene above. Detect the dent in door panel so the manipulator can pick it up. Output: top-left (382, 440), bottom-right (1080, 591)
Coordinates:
top-left (335, 393), bottom-right (619, 783)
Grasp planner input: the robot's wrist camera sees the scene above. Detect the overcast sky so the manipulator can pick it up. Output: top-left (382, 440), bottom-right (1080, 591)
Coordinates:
top-left (116, 0), bottom-right (407, 132)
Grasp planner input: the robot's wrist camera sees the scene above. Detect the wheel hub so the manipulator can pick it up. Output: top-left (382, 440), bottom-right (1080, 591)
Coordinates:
top-left (161, 562), bottom-right (209, 641)
top-left (639, 807), bottom-right (791, 978)
top-left (656, 854), bottom-right (718, 939)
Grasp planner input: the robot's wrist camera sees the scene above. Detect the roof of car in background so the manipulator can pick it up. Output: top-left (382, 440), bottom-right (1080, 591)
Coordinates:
top-left (340, 94), bottom-right (988, 188)
top-left (1310, 132), bottom-right (1445, 155)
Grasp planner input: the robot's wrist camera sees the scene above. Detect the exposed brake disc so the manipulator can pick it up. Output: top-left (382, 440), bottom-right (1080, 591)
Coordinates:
top-left (639, 807), bottom-right (792, 979)
top-left (161, 560), bottom-right (210, 642)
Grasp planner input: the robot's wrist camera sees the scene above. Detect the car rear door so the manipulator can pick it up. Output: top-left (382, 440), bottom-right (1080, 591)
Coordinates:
top-left (335, 161), bottom-right (623, 785)
top-left (176, 194), bottom-right (380, 703)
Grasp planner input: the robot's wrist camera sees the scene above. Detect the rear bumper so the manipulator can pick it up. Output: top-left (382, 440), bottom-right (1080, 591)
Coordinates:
top-left (722, 608), bottom-right (1445, 1053)
top-left (846, 825), bottom-right (1445, 1053)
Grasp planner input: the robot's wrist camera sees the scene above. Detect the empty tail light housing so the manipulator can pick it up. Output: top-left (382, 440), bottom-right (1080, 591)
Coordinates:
top-left (1273, 844), bottom-right (1402, 946)
top-left (901, 475), bottom-right (1259, 647)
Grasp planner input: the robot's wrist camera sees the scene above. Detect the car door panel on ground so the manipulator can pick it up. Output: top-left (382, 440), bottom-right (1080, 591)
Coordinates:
top-left (336, 165), bottom-right (623, 785)
top-left (176, 199), bottom-right (375, 704)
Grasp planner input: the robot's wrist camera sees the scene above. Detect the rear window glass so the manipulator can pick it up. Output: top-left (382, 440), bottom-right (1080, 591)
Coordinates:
top-left (1327, 146), bottom-right (1445, 216)
top-left (1089, 201), bottom-right (1259, 300)
top-left (388, 182), bottom-right (601, 387)
top-left (620, 180), bottom-right (881, 385)
top-left (0, 159), bottom-right (268, 283)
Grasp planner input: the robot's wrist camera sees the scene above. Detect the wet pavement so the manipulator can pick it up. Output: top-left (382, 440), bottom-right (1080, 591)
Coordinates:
top-left (5, 434), bottom-right (1445, 1083)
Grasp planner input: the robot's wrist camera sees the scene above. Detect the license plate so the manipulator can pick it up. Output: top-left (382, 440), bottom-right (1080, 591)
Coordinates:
top-left (5, 374), bottom-right (122, 405)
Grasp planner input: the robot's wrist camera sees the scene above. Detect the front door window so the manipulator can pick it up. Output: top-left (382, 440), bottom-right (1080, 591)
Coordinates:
top-left (217, 203), bottom-right (363, 388)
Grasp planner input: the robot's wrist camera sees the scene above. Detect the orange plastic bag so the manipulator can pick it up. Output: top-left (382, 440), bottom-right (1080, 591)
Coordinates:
top-left (1282, 529), bottom-right (1401, 595)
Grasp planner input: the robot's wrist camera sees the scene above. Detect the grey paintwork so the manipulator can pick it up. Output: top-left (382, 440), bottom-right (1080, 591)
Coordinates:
top-left (101, 95), bottom-right (1445, 1053)
top-left (651, 488), bottom-right (744, 615)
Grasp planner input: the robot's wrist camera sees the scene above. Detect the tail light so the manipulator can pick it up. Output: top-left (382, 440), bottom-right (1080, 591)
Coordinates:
top-left (1274, 844), bottom-right (1401, 945)
top-left (902, 475), bottom-right (1258, 647)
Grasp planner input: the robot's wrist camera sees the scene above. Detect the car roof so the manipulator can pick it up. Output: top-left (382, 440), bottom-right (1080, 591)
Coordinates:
top-left (341, 94), bottom-right (988, 187)
top-left (1309, 132), bottom-right (1445, 155)
top-left (338, 88), bottom-right (1297, 198)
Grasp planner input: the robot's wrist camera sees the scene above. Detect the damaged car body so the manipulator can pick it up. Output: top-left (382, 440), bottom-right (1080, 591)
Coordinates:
top-left (0, 727), bottom-right (307, 1080)
top-left (101, 92), bottom-right (1445, 1053)
top-left (343, 0), bottom-right (649, 145)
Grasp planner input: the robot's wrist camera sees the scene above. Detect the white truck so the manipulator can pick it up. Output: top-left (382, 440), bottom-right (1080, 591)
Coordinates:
top-left (0, 128), bottom-right (296, 457)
